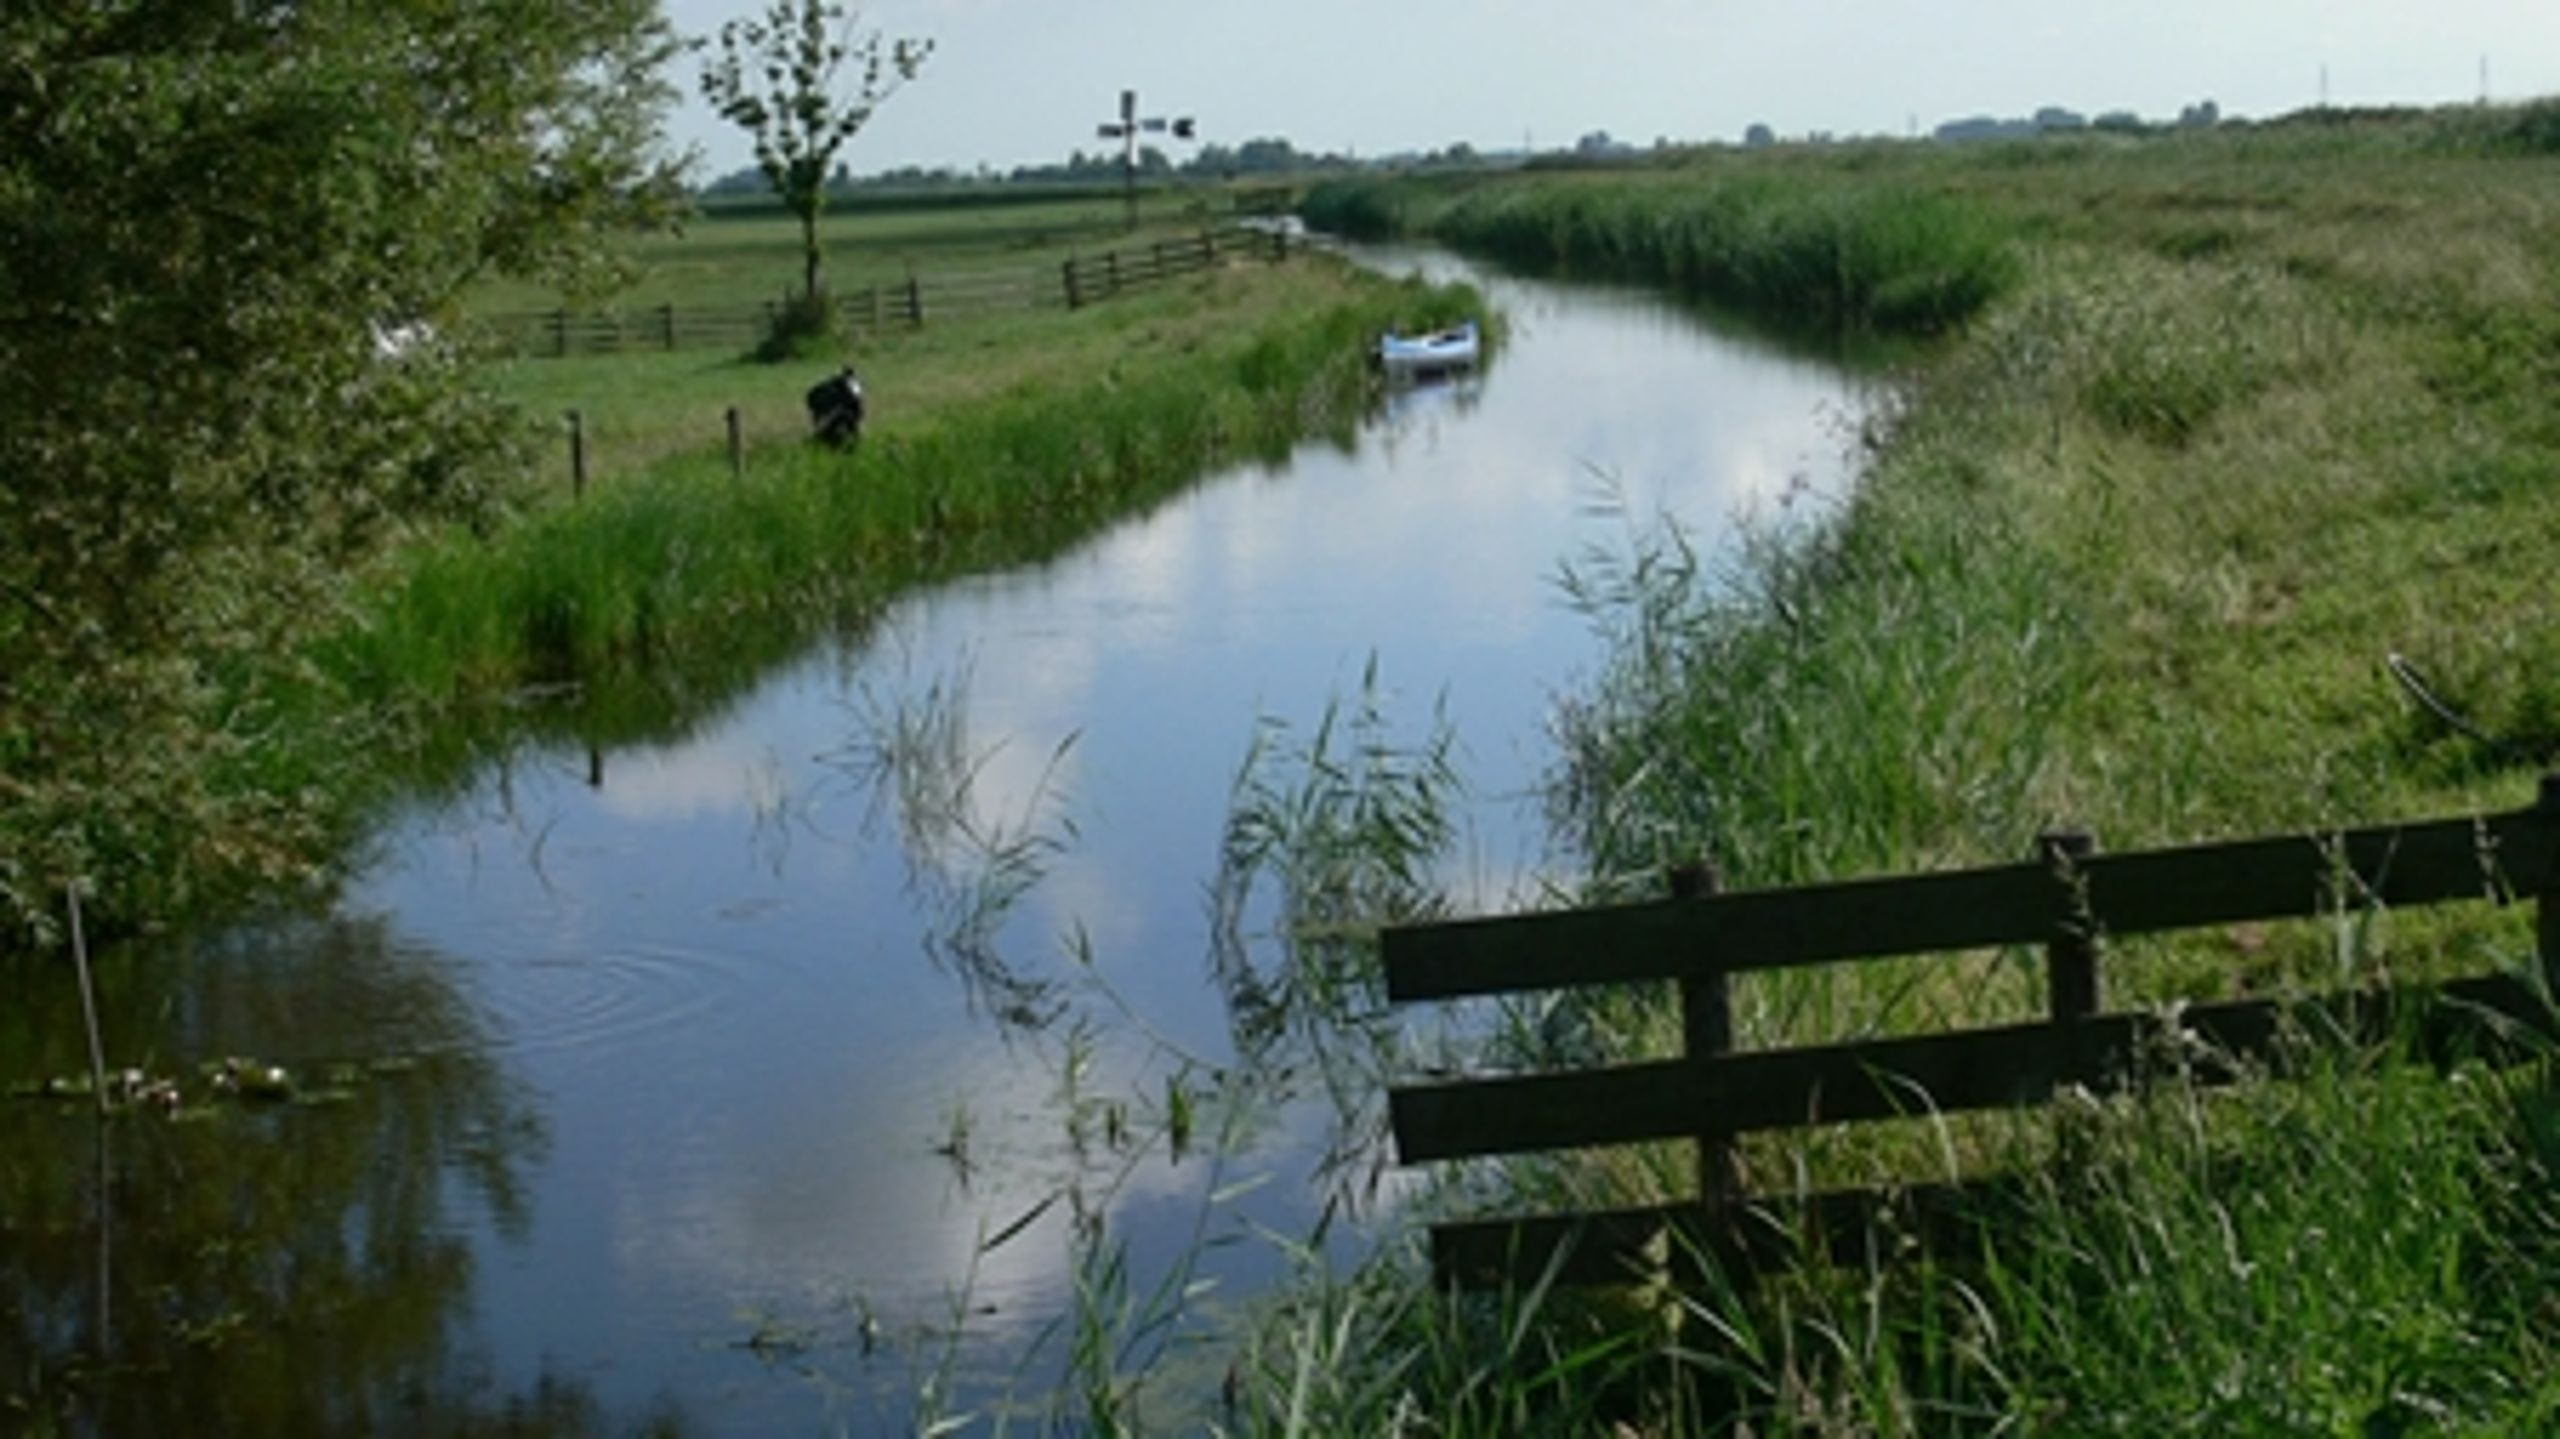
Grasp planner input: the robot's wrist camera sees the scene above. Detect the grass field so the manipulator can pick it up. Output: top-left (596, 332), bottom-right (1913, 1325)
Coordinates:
top-left (1221, 104), bottom-right (2560, 1436)
top-left (473, 185), bottom-right (1245, 312)
top-left (470, 188), bottom-right (1338, 484)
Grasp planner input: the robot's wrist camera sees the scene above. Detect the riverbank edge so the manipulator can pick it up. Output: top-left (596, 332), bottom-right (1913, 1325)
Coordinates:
top-left (1299, 166), bottom-right (2019, 337)
top-left (1237, 118), bottom-right (2560, 1431)
top-left (19, 260), bottom-right (1479, 954)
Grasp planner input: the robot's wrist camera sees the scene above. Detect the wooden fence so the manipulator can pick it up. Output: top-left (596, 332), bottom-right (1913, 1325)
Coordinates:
top-left (488, 224), bottom-right (1312, 359)
top-left (1059, 225), bottom-right (1305, 308)
top-left (1380, 775), bottom-right (2560, 1290)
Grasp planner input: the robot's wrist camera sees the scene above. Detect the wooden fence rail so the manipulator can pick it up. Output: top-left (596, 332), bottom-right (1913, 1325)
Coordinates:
top-left (1381, 776), bottom-right (2560, 1290)
top-left (488, 223), bottom-right (1306, 358)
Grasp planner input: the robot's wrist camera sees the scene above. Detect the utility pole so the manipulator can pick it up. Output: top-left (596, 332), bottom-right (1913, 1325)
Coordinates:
top-left (1096, 89), bottom-right (1195, 231)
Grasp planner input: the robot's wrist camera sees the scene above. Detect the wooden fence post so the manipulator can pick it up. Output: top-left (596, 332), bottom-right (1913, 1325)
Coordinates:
top-left (1105, 251), bottom-right (1120, 297)
top-left (551, 308), bottom-right (569, 358)
top-left (1672, 861), bottom-right (1743, 1215)
top-left (2040, 829), bottom-right (2101, 1085)
top-left (1063, 258), bottom-right (1082, 310)
top-left (2539, 774), bottom-right (2560, 998)
top-left (1198, 229), bottom-right (1216, 268)
top-left (566, 409), bottom-right (586, 501)
top-left (725, 407), bottom-right (743, 480)
top-left (661, 304), bottom-right (677, 350)
top-left (905, 273), bottom-right (923, 327)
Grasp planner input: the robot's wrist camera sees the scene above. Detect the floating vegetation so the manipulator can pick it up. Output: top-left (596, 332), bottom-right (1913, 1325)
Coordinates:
top-left (9, 1053), bottom-right (419, 1116)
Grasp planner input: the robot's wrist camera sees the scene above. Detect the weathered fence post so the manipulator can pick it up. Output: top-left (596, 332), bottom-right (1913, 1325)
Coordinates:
top-left (661, 303), bottom-right (677, 350)
top-left (1672, 860), bottom-right (1743, 1217)
top-left (725, 407), bottom-right (744, 480)
top-left (2539, 774), bottom-right (2560, 997)
top-left (906, 273), bottom-right (923, 328)
top-left (566, 409), bottom-right (587, 500)
top-left (551, 308), bottom-right (569, 358)
top-left (1105, 250), bottom-right (1120, 297)
top-left (1063, 258), bottom-right (1082, 310)
top-left (1197, 229), bottom-right (1216, 268)
top-left (2040, 828), bottom-right (2101, 1087)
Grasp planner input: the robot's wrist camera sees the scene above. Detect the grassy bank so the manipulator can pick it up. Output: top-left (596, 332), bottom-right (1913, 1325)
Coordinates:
top-left (333, 257), bottom-right (1468, 711)
top-left (12, 193), bottom-right (1473, 947)
top-left (1301, 166), bottom-right (2018, 335)
top-left (1245, 104), bottom-right (2560, 1433)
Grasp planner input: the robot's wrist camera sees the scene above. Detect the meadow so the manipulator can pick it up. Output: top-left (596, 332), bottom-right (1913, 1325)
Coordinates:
top-left (23, 185), bottom-right (1474, 941)
top-left (1220, 104), bottom-right (2560, 1435)
top-left (473, 188), bottom-right (1317, 484)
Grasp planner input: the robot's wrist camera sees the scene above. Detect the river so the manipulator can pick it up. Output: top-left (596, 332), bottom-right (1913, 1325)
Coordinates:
top-left (2, 246), bottom-right (1871, 1435)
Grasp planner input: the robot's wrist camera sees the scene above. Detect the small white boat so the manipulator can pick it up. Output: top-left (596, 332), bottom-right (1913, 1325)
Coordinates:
top-left (1377, 320), bottom-right (1480, 377)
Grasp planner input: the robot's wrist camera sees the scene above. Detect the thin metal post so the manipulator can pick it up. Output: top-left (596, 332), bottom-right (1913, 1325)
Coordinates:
top-left (67, 886), bottom-right (108, 1119)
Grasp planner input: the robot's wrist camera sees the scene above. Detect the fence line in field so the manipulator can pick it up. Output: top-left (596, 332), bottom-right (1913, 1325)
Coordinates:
top-left (488, 223), bottom-right (1321, 359)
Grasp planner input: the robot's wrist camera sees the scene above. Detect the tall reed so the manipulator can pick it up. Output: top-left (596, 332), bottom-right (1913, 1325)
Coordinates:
top-left (1258, 114), bottom-right (2560, 1434)
top-left (1304, 172), bottom-right (2018, 336)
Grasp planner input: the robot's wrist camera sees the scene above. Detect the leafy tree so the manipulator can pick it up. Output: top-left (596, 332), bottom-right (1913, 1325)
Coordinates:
top-left (1231, 137), bottom-right (1305, 173)
top-left (0, 1), bottom-right (685, 945)
top-left (697, 0), bottom-right (932, 300)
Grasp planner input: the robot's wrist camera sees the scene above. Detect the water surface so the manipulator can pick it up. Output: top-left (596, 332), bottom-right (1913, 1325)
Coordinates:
top-left (5, 247), bottom-right (1872, 1433)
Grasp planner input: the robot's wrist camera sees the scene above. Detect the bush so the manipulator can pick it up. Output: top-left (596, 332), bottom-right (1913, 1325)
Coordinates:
top-left (754, 289), bottom-right (840, 363)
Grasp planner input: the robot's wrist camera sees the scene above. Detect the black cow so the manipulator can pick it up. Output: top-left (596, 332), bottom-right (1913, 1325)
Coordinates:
top-left (805, 367), bottom-right (865, 448)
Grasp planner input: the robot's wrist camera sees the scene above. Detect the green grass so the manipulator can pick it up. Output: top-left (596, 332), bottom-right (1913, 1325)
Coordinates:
top-left (472, 186), bottom-right (1246, 313)
top-left (1214, 1038), bottom-right (2560, 1436)
top-left (1302, 167), bottom-right (2019, 336)
top-left (1202, 102), bottom-right (2560, 1435)
top-left (328, 254), bottom-right (1474, 756)
top-left (470, 186), bottom-right (1355, 486)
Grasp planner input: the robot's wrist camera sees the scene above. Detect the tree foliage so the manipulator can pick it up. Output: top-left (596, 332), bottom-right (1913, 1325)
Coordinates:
top-left (697, 0), bottom-right (931, 299)
top-left (0, 0), bottom-right (685, 945)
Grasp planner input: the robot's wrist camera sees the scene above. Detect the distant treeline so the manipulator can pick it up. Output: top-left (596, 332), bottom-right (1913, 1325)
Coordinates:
top-left (699, 95), bottom-right (2560, 205)
top-left (1931, 99), bottom-right (2222, 144)
top-left (697, 134), bottom-right (1395, 199)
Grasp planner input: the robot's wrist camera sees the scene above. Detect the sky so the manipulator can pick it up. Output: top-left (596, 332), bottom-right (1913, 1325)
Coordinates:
top-left (660, 0), bottom-right (2560, 178)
